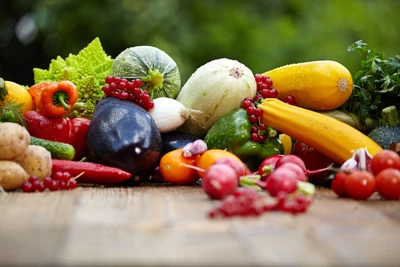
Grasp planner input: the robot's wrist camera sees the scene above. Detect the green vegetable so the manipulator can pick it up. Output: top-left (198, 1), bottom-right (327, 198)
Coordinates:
top-left (368, 105), bottom-right (400, 149)
top-left (33, 37), bottom-right (114, 119)
top-left (30, 136), bottom-right (76, 160)
top-left (204, 108), bottom-right (284, 171)
top-left (111, 46), bottom-right (181, 99)
top-left (341, 40), bottom-right (400, 126)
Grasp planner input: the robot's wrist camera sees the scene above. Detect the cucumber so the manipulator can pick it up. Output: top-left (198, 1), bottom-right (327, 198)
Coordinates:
top-left (30, 136), bottom-right (76, 160)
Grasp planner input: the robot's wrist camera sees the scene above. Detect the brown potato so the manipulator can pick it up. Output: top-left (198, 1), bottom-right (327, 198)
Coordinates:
top-left (0, 161), bottom-right (29, 191)
top-left (0, 122), bottom-right (30, 160)
top-left (14, 145), bottom-right (52, 180)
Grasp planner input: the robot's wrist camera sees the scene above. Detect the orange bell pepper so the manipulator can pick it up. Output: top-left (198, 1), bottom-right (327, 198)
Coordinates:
top-left (28, 81), bottom-right (78, 117)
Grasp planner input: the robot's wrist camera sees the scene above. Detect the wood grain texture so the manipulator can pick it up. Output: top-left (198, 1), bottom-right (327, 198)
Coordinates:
top-left (0, 184), bottom-right (399, 267)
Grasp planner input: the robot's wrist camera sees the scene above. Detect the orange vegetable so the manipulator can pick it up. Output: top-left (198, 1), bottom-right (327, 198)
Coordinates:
top-left (197, 149), bottom-right (244, 178)
top-left (159, 148), bottom-right (201, 185)
top-left (28, 81), bottom-right (78, 117)
top-left (0, 80), bottom-right (35, 114)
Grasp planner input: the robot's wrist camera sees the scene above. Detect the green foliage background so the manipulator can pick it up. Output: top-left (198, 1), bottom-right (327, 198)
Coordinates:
top-left (0, 0), bottom-right (399, 86)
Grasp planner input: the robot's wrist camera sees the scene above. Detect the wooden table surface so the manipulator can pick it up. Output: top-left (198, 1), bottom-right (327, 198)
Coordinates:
top-left (1, 183), bottom-right (400, 267)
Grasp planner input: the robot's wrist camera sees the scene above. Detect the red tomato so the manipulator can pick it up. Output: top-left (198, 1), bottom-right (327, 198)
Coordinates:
top-left (331, 171), bottom-right (349, 198)
top-left (370, 150), bottom-right (400, 176)
top-left (344, 171), bottom-right (376, 200)
top-left (375, 168), bottom-right (400, 200)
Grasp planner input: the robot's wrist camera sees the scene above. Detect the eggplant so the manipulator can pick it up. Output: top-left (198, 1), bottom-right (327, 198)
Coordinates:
top-left (161, 131), bottom-right (199, 157)
top-left (86, 97), bottom-right (162, 183)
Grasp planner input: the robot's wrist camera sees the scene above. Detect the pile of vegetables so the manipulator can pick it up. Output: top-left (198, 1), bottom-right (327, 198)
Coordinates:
top-left (1, 37), bottom-right (399, 210)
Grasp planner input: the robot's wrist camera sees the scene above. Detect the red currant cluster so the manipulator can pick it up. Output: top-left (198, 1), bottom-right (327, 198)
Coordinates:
top-left (103, 76), bottom-right (154, 111)
top-left (208, 188), bottom-right (312, 218)
top-left (20, 172), bottom-right (78, 193)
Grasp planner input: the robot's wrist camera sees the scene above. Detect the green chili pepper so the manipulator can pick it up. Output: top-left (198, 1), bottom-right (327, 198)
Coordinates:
top-left (204, 108), bottom-right (284, 171)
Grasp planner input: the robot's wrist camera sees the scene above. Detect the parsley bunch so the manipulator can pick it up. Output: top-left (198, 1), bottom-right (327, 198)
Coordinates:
top-left (341, 40), bottom-right (400, 126)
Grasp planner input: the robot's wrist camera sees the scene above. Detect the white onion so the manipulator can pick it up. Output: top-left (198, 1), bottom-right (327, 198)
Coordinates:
top-left (148, 97), bottom-right (203, 133)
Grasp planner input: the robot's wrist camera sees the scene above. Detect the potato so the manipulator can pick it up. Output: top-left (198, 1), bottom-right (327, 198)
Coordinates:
top-left (0, 122), bottom-right (30, 160)
top-left (0, 161), bottom-right (29, 191)
top-left (14, 145), bottom-right (52, 180)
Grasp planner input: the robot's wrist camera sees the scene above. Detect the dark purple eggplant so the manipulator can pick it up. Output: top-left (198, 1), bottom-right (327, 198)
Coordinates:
top-left (87, 97), bottom-right (162, 183)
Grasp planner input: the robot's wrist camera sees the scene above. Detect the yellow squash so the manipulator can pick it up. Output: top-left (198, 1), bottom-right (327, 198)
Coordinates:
top-left (258, 98), bottom-right (382, 164)
top-left (1, 81), bottom-right (35, 114)
top-left (262, 60), bottom-right (353, 110)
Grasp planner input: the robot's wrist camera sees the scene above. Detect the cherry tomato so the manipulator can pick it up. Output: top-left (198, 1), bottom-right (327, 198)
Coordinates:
top-left (331, 171), bottom-right (350, 197)
top-left (375, 168), bottom-right (400, 200)
top-left (344, 171), bottom-right (376, 200)
top-left (370, 150), bottom-right (400, 176)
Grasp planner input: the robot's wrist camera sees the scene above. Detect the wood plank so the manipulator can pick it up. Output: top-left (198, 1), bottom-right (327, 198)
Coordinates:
top-left (0, 185), bottom-right (399, 267)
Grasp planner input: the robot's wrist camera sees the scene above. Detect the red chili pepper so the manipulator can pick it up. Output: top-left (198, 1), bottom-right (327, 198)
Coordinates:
top-left (23, 110), bottom-right (90, 161)
top-left (28, 81), bottom-right (79, 117)
top-left (52, 159), bottom-right (132, 185)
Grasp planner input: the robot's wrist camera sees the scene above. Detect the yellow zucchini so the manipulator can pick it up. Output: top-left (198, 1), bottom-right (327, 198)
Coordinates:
top-left (258, 98), bottom-right (382, 164)
top-left (262, 60), bottom-right (353, 111)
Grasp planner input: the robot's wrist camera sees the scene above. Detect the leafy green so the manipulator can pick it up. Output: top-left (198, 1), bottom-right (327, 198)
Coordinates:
top-left (33, 37), bottom-right (113, 119)
top-left (340, 40), bottom-right (400, 126)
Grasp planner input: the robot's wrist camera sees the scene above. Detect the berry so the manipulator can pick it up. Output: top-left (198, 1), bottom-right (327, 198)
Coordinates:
top-left (68, 179), bottom-right (78, 190)
top-left (21, 181), bottom-right (33, 193)
top-left (28, 176), bottom-right (38, 183)
top-left (105, 76), bottom-right (113, 84)
top-left (43, 177), bottom-right (53, 188)
top-left (286, 95), bottom-right (297, 106)
top-left (37, 183), bottom-right (46, 192)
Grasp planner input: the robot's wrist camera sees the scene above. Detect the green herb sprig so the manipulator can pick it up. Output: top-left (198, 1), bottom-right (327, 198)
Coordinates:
top-left (341, 40), bottom-right (400, 126)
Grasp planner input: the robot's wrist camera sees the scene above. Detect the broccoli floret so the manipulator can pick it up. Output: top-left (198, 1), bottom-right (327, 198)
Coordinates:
top-left (33, 37), bottom-right (113, 119)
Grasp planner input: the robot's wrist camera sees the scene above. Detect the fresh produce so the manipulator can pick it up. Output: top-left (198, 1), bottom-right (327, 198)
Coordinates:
top-left (14, 145), bottom-right (52, 180)
top-left (111, 46), bottom-right (181, 99)
top-left (196, 149), bottom-right (244, 178)
top-left (370, 150), bottom-right (400, 176)
top-left (148, 97), bottom-right (202, 133)
top-left (262, 60), bottom-right (353, 110)
top-left (275, 163), bottom-right (307, 182)
top-left (205, 108), bottom-right (283, 171)
top-left (33, 37), bottom-right (114, 119)
top-left (257, 154), bottom-right (284, 180)
top-left (21, 173), bottom-right (78, 193)
top-left (23, 111), bottom-right (90, 161)
top-left (265, 168), bottom-right (299, 197)
top-left (258, 98), bottom-right (383, 164)
top-left (159, 148), bottom-right (201, 185)
top-left (278, 134), bottom-right (292, 155)
top-left (30, 136), bottom-right (76, 160)
top-left (102, 76), bottom-right (154, 111)
top-left (332, 148), bottom-right (400, 200)
top-left (0, 78), bottom-right (35, 124)
top-left (86, 97), bottom-right (162, 183)
top-left (368, 106), bottom-right (400, 149)
top-left (51, 159), bottom-right (132, 185)
top-left (341, 40), bottom-right (400, 127)
top-left (292, 140), bottom-right (337, 183)
top-left (318, 109), bottom-right (377, 133)
top-left (0, 122), bottom-right (30, 160)
top-left (160, 131), bottom-right (198, 157)
top-left (0, 161), bottom-right (29, 191)
top-left (375, 168), bottom-right (400, 200)
top-left (344, 171), bottom-right (376, 200)
top-left (176, 58), bottom-right (257, 136)
top-left (274, 154), bottom-right (307, 171)
top-left (28, 81), bottom-right (78, 117)
top-left (202, 163), bottom-right (239, 200)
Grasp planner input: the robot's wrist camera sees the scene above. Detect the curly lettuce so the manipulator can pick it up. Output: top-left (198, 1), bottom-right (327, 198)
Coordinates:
top-left (33, 37), bottom-right (113, 119)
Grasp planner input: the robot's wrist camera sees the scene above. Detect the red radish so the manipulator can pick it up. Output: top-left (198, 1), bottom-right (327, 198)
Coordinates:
top-left (257, 154), bottom-right (284, 180)
top-left (265, 168), bottom-right (298, 197)
top-left (276, 162), bottom-right (307, 182)
top-left (214, 157), bottom-right (247, 179)
top-left (202, 163), bottom-right (239, 199)
top-left (275, 154), bottom-right (307, 171)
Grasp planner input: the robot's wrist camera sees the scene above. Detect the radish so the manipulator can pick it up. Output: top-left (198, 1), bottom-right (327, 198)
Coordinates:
top-left (214, 157), bottom-right (247, 179)
top-left (265, 168), bottom-right (298, 197)
top-left (257, 154), bottom-right (284, 180)
top-left (202, 163), bottom-right (239, 199)
top-left (275, 154), bottom-right (307, 171)
top-left (276, 162), bottom-right (307, 182)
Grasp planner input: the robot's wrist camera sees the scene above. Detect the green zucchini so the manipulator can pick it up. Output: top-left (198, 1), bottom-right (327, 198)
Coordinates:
top-left (30, 136), bottom-right (76, 160)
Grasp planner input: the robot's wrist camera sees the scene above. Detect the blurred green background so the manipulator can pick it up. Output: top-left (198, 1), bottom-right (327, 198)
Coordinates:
top-left (0, 0), bottom-right (399, 86)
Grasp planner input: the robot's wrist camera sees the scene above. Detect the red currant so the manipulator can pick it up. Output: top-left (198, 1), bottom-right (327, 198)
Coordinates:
top-left (68, 180), bottom-right (78, 190)
top-left (105, 76), bottom-right (113, 84)
top-left (21, 181), bottom-right (33, 193)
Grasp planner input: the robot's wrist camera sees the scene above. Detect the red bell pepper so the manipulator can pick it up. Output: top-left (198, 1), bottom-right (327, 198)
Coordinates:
top-left (23, 111), bottom-right (90, 161)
